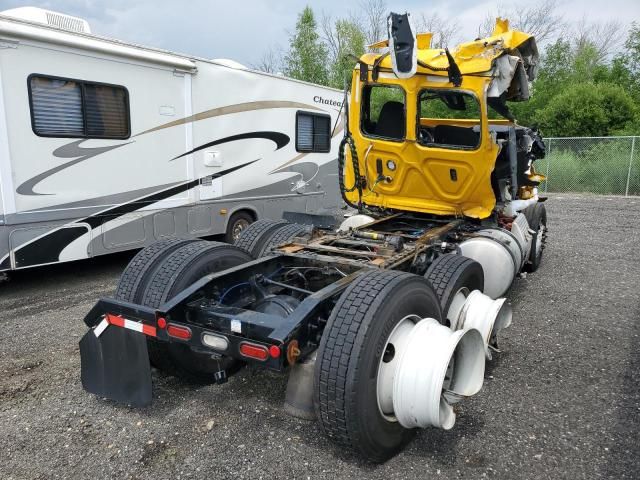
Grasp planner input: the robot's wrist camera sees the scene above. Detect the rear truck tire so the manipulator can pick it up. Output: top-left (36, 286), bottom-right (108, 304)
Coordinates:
top-left (114, 238), bottom-right (198, 368)
top-left (523, 203), bottom-right (547, 272)
top-left (115, 237), bottom-right (197, 304)
top-left (232, 218), bottom-right (288, 257)
top-left (314, 270), bottom-right (442, 463)
top-left (140, 240), bottom-right (252, 383)
top-left (224, 210), bottom-right (255, 244)
top-left (425, 254), bottom-right (484, 327)
top-left (256, 222), bottom-right (307, 257)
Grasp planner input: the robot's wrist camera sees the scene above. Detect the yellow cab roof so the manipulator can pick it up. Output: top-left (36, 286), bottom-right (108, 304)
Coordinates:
top-left (360, 18), bottom-right (536, 77)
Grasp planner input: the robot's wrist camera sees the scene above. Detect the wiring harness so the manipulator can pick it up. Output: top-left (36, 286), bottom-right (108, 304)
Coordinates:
top-left (338, 134), bottom-right (363, 211)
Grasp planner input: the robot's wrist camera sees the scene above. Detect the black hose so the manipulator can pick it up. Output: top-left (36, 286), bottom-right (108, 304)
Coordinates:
top-left (372, 52), bottom-right (390, 81)
top-left (338, 135), bottom-right (363, 211)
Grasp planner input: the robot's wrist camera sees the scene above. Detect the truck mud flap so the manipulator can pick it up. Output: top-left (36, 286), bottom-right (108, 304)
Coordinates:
top-left (79, 324), bottom-right (152, 407)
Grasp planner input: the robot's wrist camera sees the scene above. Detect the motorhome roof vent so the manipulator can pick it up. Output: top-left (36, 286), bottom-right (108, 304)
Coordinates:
top-left (0, 7), bottom-right (91, 33)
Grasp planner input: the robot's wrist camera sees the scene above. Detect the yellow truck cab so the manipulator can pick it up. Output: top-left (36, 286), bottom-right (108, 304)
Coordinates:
top-left (343, 18), bottom-right (545, 219)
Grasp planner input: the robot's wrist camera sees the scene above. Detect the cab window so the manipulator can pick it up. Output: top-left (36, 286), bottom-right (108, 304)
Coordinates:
top-left (361, 85), bottom-right (405, 141)
top-left (417, 89), bottom-right (481, 149)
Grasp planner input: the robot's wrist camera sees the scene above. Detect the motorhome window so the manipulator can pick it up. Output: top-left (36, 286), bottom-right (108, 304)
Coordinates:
top-left (84, 84), bottom-right (129, 138)
top-left (361, 85), bottom-right (405, 141)
top-left (29, 75), bottom-right (130, 139)
top-left (30, 77), bottom-right (84, 137)
top-left (417, 89), bottom-right (481, 150)
top-left (296, 112), bottom-right (331, 153)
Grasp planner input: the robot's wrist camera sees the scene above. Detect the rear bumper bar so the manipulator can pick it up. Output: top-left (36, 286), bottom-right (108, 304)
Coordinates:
top-left (83, 298), bottom-right (288, 370)
top-left (84, 298), bottom-right (157, 328)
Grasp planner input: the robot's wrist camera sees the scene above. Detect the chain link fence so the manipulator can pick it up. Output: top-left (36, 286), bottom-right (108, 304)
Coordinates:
top-left (537, 136), bottom-right (639, 196)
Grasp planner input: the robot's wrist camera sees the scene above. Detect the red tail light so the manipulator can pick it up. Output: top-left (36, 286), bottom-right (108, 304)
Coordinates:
top-left (239, 342), bottom-right (269, 361)
top-left (269, 345), bottom-right (281, 359)
top-left (167, 324), bottom-right (192, 340)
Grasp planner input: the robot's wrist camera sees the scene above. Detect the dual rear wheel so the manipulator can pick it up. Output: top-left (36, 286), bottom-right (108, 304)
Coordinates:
top-left (314, 255), bottom-right (486, 462)
top-left (314, 270), bottom-right (443, 462)
top-left (115, 238), bottom-right (251, 383)
top-left (114, 220), bottom-right (307, 382)
top-left (232, 218), bottom-right (307, 257)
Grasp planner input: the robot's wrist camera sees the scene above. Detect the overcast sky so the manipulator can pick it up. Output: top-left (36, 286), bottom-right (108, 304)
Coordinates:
top-left (1, 0), bottom-right (638, 65)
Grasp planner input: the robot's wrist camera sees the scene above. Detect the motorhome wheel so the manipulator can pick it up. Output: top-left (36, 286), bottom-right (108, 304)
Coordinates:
top-left (225, 211), bottom-right (255, 244)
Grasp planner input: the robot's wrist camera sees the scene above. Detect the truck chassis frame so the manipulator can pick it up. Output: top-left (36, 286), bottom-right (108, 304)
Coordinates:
top-left (83, 214), bottom-right (468, 373)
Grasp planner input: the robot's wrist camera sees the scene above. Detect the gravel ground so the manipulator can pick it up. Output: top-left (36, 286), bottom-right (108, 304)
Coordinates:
top-left (1, 194), bottom-right (638, 480)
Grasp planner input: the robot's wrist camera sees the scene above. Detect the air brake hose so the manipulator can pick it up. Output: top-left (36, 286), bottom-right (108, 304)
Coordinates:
top-left (338, 135), bottom-right (363, 211)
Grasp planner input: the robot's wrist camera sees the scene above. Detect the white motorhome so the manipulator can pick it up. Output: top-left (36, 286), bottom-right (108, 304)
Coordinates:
top-left (0, 7), bottom-right (344, 272)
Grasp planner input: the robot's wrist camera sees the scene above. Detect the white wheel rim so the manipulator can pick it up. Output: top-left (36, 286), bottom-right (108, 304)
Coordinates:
top-left (447, 287), bottom-right (469, 330)
top-left (376, 314), bottom-right (420, 422)
top-left (392, 319), bottom-right (486, 429)
top-left (376, 315), bottom-right (487, 430)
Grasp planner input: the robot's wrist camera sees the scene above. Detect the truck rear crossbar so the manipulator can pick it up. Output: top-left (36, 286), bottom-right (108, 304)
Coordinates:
top-left (93, 313), bottom-right (157, 338)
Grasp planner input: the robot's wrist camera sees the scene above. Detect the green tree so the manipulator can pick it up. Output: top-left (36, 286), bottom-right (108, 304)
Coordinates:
top-left (536, 39), bottom-right (573, 85)
top-left (509, 35), bottom-right (636, 131)
top-left (510, 39), bottom-right (573, 126)
top-left (283, 6), bottom-right (329, 85)
top-left (612, 22), bottom-right (640, 101)
top-left (572, 43), bottom-right (606, 82)
top-left (624, 22), bottom-right (640, 71)
top-left (328, 19), bottom-right (366, 89)
top-left (536, 83), bottom-right (637, 136)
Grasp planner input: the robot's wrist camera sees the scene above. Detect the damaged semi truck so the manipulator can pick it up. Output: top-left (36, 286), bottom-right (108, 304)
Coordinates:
top-left (80, 14), bottom-right (547, 462)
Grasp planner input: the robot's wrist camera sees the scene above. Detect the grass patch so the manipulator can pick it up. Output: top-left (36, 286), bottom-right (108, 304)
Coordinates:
top-left (539, 138), bottom-right (639, 195)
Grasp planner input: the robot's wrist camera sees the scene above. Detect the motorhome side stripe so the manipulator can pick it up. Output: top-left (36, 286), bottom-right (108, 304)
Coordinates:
top-left (11, 160), bottom-right (256, 268)
top-left (172, 131), bottom-right (290, 161)
top-left (81, 160), bottom-right (257, 229)
top-left (18, 132), bottom-right (285, 196)
top-left (134, 100), bottom-right (324, 137)
top-left (17, 140), bottom-right (132, 196)
top-left (13, 225), bottom-right (88, 267)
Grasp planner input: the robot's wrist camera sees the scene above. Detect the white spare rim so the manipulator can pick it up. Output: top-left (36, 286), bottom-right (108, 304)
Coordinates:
top-left (455, 290), bottom-right (513, 359)
top-left (377, 315), bottom-right (485, 430)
